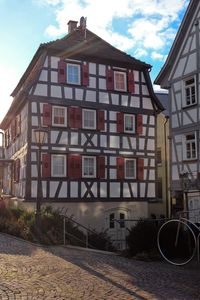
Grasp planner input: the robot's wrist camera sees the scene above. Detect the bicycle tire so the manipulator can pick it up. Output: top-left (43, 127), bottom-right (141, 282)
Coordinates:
top-left (157, 219), bottom-right (196, 266)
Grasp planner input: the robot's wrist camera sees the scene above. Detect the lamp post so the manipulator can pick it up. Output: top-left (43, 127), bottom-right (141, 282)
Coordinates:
top-left (34, 127), bottom-right (48, 224)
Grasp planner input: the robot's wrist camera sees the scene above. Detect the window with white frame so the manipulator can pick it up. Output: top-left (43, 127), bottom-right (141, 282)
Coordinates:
top-left (183, 77), bottom-right (196, 107)
top-left (125, 159), bottom-right (136, 179)
top-left (83, 109), bottom-right (96, 129)
top-left (82, 156), bottom-right (96, 177)
top-left (51, 155), bottom-right (66, 177)
top-left (52, 106), bottom-right (67, 126)
top-left (183, 133), bottom-right (197, 160)
top-left (114, 71), bottom-right (127, 91)
top-left (67, 63), bottom-right (80, 85)
top-left (124, 114), bottom-right (135, 133)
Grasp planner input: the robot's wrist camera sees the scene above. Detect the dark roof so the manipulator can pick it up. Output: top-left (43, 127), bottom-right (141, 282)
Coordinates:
top-left (154, 0), bottom-right (197, 87)
top-left (155, 92), bottom-right (169, 117)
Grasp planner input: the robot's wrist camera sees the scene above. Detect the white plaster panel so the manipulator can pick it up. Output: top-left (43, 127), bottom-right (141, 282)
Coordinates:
top-left (134, 70), bottom-right (139, 81)
top-left (149, 170), bottom-right (155, 180)
top-left (123, 183), bottom-right (131, 197)
top-left (130, 137), bottom-right (136, 149)
top-left (51, 131), bottom-right (59, 144)
top-left (172, 165), bottom-right (180, 181)
top-left (130, 97), bottom-right (140, 108)
top-left (81, 134), bottom-right (87, 146)
top-left (51, 56), bottom-right (60, 69)
top-left (184, 52), bottom-right (197, 75)
top-left (58, 182), bottom-right (68, 198)
top-left (142, 98), bottom-right (153, 110)
top-left (75, 89), bottom-right (84, 101)
top-left (51, 71), bottom-right (58, 83)
top-left (86, 90), bottom-right (96, 102)
top-left (122, 95), bottom-right (128, 106)
top-left (31, 116), bottom-right (38, 127)
top-left (99, 78), bottom-right (106, 90)
top-left (140, 183), bottom-right (145, 197)
top-left (141, 73), bottom-right (145, 82)
top-left (110, 157), bottom-right (116, 166)
top-left (176, 145), bottom-right (183, 162)
top-left (89, 77), bottom-right (96, 88)
top-left (139, 138), bottom-right (145, 150)
top-left (99, 92), bottom-right (109, 104)
top-left (44, 57), bottom-right (48, 68)
top-left (109, 111), bottom-right (116, 121)
top-left (182, 36), bottom-right (192, 55)
top-left (91, 183), bottom-right (97, 197)
top-left (64, 87), bottom-right (73, 99)
top-left (109, 169), bottom-right (117, 179)
top-left (148, 127), bottom-right (155, 136)
top-left (92, 135), bottom-right (97, 146)
top-left (142, 115), bottom-right (148, 124)
top-left (147, 139), bottom-right (155, 151)
top-left (174, 135), bottom-right (182, 143)
top-left (173, 57), bottom-right (187, 79)
top-left (111, 94), bottom-right (119, 105)
top-left (134, 84), bottom-right (139, 94)
top-left (99, 64), bottom-right (106, 76)
top-left (123, 137), bottom-right (129, 149)
top-left (191, 35), bottom-right (196, 51)
top-left (110, 136), bottom-right (119, 148)
top-left (81, 183), bottom-right (87, 197)
top-left (31, 102), bottom-right (37, 113)
top-left (150, 159), bottom-right (155, 167)
top-left (34, 84), bottom-right (47, 96)
top-left (71, 132), bottom-right (79, 145)
top-left (149, 116), bottom-right (155, 125)
top-left (100, 182), bottom-right (107, 197)
top-left (147, 183), bottom-right (155, 198)
top-left (51, 86), bottom-right (62, 98)
top-left (89, 63), bottom-right (96, 75)
top-left (42, 181), bottom-right (47, 198)
top-left (144, 158), bottom-right (148, 167)
top-left (100, 135), bottom-right (107, 147)
top-left (60, 132), bottom-right (68, 144)
top-left (110, 183), bottom-right (120, 197)
top-left (142, 85), bottom-right (149, 95)
top-left (109, 124), bottom-right (117, 133)
top-left (50, 182), bottom-right (59, 197)
top-left (172, 114), bottom-right (179, 128)
top-left (31, 152), bottom-right (37, 162)
top-left (31, 181), bottom-right (37, 198)
top-left (173, 81), bottom-right (181, 92)
top-left (31, 165), bottom-right (37, 177)
top-left (71, 182), bottom-right (78, 197)
top-left (39, 70), bottom-right (48, 82)
top-left (183, 109), bottom-right (197, 125)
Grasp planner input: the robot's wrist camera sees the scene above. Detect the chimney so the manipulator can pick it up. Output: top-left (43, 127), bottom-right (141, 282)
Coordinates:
top-left (67, 20), bottom-right (78, 34)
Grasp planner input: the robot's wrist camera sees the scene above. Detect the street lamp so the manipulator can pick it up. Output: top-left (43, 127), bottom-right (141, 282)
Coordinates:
top-left (34, 127), bottom-right (48, 224)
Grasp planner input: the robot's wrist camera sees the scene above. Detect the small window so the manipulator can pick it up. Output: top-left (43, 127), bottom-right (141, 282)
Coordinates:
top-left (67, 63), bottom-right (80, 85)
top-left (83, 109), bottom-right (96, 129)
top-left (184, 133), bottom-right (197, 160)
top-left (52, 106), bottom-right (67, 126)
top-left (51, 155), bottom-right (66, 177)
top-left (157, 148), bottom-right (162, 164)
top-left (109, 213), bottom-right (115, 229)
top-left (114, 71), bottom-right (127, 91)
top-left (183, 77), bottom-right (196, 107)
top-left (124, 114), bottom-right (135, 133)
top-left (82, 156), bottom-right (96, 178)
top-left (125, 159), bottom-right (136, 179)
top-left (119, 213), bottom-right (125, 228)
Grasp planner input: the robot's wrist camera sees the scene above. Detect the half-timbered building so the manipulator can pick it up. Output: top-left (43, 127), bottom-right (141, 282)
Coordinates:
top-left (155, 0), bottom-right (200, 215)
top-left (1, 18), bottom-right (163, 244)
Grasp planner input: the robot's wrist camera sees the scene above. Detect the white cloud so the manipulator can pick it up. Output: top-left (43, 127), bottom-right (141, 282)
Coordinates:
top-left (151, 52), bottom-right (167, 61)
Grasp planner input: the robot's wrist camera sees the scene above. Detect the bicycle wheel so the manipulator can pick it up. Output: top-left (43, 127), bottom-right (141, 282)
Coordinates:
top-left (157, 219), bottom-right (196, 266)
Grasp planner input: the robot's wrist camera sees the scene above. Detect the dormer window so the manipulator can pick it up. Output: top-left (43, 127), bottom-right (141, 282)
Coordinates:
top-left (183, 76), bottom-right (197, 107)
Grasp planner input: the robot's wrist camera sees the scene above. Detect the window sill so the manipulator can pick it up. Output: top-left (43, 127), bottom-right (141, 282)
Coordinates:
top-left (182, 103), bottom-right (197, 109)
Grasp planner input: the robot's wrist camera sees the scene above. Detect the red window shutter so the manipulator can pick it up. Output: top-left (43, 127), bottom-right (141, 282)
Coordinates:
top-left (68, 107), bottom-right (82, 129)
top-left (137, 158), bottom-right (144, 180)
top-left (117, 112), bottom-right (124, 133)
top-left (137, 114), bottom-right (143, 135)
top-left (106, 67), bottom-right (113, 90)
top-left (43, 104), bottom-right (52, 127)
top-left (75, 107), bottom-right (82, 129)
top-left (68, 155), bottom-right (82, 179)
top-left (58, 60), bottom-right (66, 83)
top-left (14, 158), bottom-right (20, 182)
top-left (68, 107), bottom-right (75, 128)
top-left (117, 157), bottom-right (124, 179)
top-left (97, 110), bottom-right (105, 131)
top-left (97, 156), bottom-right (105, 179)
top-left (82, 62), bottom-right (89, 86)
top-left (42, 153), bottom-right (51, 178)
top-left (128, 70), bottom-right (135, 93)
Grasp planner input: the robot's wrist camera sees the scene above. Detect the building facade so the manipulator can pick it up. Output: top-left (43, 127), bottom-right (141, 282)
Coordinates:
top-left (155, 0), bottom-right (200, 215)
top-left (1, 19), bottom-right (163, 243)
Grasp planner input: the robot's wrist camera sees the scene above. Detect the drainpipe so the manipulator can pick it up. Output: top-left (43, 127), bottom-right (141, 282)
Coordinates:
top-left (164, 116), bottom-right (169, 218)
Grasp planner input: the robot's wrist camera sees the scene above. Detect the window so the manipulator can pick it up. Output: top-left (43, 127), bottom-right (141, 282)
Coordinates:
top-left (183, 77), bottom-right (196, 107)
top-left (124, 114), bottom-right (135, 133)
top-left (51, 155), bottom-right (66, 177)
top-left (67, 63), bottom-right (80, 85)
top-left (119, 213), bottom-right (125, 228)
top-left (52, 106), bottom-right (67, 126)
top-left (109, 213), bottom-right (115, 229)
top-left (157, 148), bottom-right (162, 164)
top-left (82, 156), bottom-right (96, 178)
top-left (184, 133), bottom-right (197, 160)
top-left (125, 159), bottom-right (136, 179)
top-left (83, 109), bottom-right (96, 129)
top-left (114, 71), bottom-right (127, 91)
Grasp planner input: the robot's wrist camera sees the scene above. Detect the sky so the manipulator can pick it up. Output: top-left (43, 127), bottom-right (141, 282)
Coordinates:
top-left (0, 0), bottom-right (190, 123)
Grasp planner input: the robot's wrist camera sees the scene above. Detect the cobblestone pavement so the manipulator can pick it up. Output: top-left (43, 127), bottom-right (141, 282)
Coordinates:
top-left (0, 234), bottom-right (199, 300)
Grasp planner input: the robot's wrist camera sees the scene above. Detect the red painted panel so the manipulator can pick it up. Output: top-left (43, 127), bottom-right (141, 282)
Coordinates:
top-left (106, 67), bottom-right (113, 90)
top-left (128, 70), bottom-right (135, 93)
top-left (58, 60), bottom-right (66, 83)
top-left (97, 156), bottom-right (105, 179)
top-left (82, 62), bottom-right (89, 86)
top-left (42, 153), bottom-right (51, 178)
top-left (137, 158), bottom-right (144, 181)
top-left (68, 155), bottom-right (82, 179)
top-left (43, 104), bottom-right (52, 127)
top-left (75, 107), bottom-right (82, 129)
top-left (117, 112), bottom-right (124, 133)
top-left (117, 157), bottom-right (124, 179)
top-left (97, 110), bottom-right (105, 131)
top-left (137, 114), bottom-right (143, 135)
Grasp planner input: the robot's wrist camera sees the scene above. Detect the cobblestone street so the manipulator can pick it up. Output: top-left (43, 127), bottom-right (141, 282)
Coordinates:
top-left (0, 233), bottom-right (199, 299)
